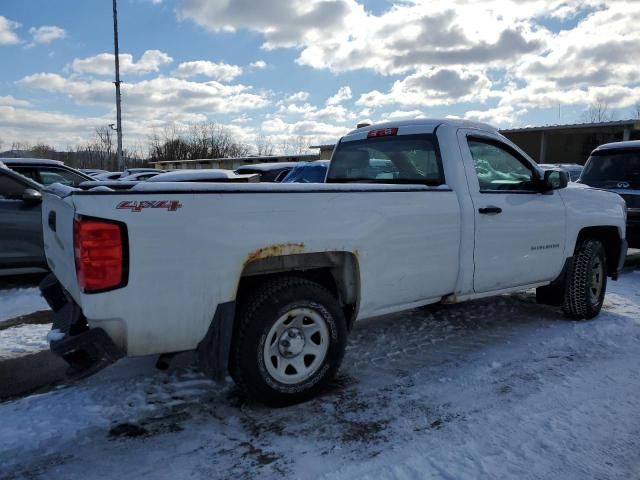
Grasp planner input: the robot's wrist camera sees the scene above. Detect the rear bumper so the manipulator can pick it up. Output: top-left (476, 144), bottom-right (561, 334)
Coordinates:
top-left (39, 274), bottom-right (124, 377)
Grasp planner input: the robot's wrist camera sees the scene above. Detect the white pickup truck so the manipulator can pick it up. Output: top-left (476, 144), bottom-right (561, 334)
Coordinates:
top-left (40, 119), bottom-right (627, 406)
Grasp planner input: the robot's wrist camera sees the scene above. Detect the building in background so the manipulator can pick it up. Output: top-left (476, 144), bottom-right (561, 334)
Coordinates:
top-left (501, 120), bottom-right (640, 165)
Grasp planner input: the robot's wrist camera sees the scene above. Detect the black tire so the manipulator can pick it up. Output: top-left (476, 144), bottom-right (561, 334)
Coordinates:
top-left (562, 239), bottom-right (607, 320)
top-left (229, 276), bottom-right (347, 407)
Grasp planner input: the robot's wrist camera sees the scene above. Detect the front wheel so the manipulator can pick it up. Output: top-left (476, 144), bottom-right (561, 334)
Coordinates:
top-left (562, 239), bottom-right (607, 319)
top-left (229, 276), bottom-right (347, 406)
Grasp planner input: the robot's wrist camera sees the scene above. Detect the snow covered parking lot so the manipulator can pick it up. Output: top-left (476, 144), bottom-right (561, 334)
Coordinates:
top-left (1, 271), bottom-right (640, 479)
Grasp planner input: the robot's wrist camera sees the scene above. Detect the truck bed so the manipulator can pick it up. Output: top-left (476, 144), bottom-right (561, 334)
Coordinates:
top-left (42, 181), bottom-right (461, 356)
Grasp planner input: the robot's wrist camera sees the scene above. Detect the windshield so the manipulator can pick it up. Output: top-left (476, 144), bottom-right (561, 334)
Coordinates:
top-left (580, 150), bottom-right (640, 188)
top-left (326, 134), bottom-right (443, 185)
top-left (282, 164), bottom-right (328, 183)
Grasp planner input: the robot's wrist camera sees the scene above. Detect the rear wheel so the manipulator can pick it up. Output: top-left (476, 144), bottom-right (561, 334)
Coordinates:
top-left (229, 276), bottom-right (347, 406)
top-left (562, 239), bottom-right (607, 320)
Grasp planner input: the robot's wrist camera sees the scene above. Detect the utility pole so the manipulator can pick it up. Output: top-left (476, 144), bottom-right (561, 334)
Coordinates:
top-left (112, 0), bottom-right (124, 170)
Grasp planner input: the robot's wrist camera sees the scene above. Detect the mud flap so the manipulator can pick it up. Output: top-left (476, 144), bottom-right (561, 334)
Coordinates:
top-left (197, 301), bottom-right (236, 382)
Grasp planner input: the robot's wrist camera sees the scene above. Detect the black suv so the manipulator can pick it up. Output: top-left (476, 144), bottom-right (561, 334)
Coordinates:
top-left (579, 141), bottom-right (640, 248)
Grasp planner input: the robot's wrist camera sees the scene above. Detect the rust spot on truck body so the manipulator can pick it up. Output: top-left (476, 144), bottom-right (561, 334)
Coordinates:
top-left (244, 242), bottom-right (305, 266)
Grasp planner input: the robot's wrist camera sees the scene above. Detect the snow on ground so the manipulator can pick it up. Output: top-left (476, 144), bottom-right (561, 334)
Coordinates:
top-left (0, 287), bottom-right (49, 324)
top-left (0, 324), bottom-right (51, 360)
top-left (1, 272), bottom-right (640, 479)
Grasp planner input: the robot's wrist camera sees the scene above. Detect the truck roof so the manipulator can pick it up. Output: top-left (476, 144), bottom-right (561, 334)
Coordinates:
top-left (345, 118), bottom-right (498, 136)
top-left (592, 140), bottom-right (640, 153)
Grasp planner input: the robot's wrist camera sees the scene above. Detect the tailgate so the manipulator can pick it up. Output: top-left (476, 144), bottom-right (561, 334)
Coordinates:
top-left (41, 190), bottom-right (81, 302)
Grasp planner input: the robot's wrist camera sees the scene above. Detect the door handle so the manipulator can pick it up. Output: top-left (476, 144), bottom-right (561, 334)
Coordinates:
top-left (478, 206), bottom-right (502, 214)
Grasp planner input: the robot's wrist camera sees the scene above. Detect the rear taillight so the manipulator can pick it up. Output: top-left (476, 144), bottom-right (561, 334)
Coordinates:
top-left (74, 217), bottom-right (127, 293)
top-left (367, 127), bottom-right (398, 138)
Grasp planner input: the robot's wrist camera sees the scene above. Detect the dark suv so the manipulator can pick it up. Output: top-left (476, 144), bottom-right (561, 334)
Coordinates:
top-left (0, 159), bottom-right (93, 276)
top-left (579, 141), bottom-right (640, 248)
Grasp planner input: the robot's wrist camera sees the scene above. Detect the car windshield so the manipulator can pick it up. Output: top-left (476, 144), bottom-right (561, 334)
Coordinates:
top-left (281, 164), bottom-right (327, 183)
top-left (580, 150), bottom-right (640, 187)
top-left (326, 135), bottom-right (443, 185)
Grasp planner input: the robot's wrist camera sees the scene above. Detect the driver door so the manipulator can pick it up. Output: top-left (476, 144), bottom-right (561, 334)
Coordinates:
top-left (457, 130), bottom-right (567, 293)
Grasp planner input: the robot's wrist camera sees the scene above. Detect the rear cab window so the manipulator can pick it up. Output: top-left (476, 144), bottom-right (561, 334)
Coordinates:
top-left (326, 134), bottom-right (444, 185)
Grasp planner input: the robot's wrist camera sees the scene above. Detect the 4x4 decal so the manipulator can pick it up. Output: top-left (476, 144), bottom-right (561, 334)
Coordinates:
top-left (116, 200), bottom-right (182, 212)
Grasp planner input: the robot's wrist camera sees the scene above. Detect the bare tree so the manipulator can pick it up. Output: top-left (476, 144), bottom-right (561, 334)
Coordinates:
top-left (580, 100), bottom-right (615, 123)
top-left (30, 143), bottom-right (56, 159)
top-left (633, 103), bottom-right (640, 120)
top-left (147, 121), bottom-right (249, 162)
top-left (10, 140), bottom-right (31, 153)
top-left (255, 133), bottom-right (275, 156)
top-left (280, 135), bottom-right (309, 155)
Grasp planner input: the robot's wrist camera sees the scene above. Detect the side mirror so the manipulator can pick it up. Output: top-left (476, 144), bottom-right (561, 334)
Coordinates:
top-left (540, 169), bottom-right (568, 192)
top-left (22, 188), bottom-right (43, 204)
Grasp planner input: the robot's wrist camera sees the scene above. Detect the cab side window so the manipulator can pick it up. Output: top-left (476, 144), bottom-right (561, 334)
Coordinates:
top-left (468, 138), bottom-right (536, 192)
top-left (0, 172), bottom-right (27, 199)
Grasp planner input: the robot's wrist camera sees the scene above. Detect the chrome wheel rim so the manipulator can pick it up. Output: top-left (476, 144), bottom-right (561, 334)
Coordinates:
top-left (589, 258), bottom-right (604, 304)
top-left (263, 307), bottom-right (329, 385)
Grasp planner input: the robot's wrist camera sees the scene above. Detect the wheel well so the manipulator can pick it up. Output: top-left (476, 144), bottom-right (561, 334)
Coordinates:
top-left (237, 252), bottom-right (360, 330)
top-left (575, 226), bottom-right (621, 276)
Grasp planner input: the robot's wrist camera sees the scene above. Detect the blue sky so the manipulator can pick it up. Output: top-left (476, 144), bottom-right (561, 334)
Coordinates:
top-left (0, 0), bottom-right (639, 153)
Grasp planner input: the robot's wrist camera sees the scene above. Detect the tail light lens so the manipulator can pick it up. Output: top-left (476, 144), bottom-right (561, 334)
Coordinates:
top-left (74, 217), bottom-right (127, 293)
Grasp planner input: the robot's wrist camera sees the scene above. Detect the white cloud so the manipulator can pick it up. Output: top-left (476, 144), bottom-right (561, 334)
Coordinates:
top-left (20, 72), bottom-right (270, 116)
top-left (0, 96), bottom-right (31, 107)
top-left (326, 86), bottom-right (352, 106)
top-left (464, 106), bottom-right (526, 127)
top-left (382, 110), bottom-right (424, 121)
top-left (71, 50), bottom-right (173, 76)
top-left (0, 16), bottom-right (20, 45)
top-left (29, 25), bottom-right (66, 44)
top-left (357, 67), bottom-right (493, 108)
top-left (176, 0), bottom-right (640, 120)
top-left (173, 60), bottom-right (242, 81)
top-left (260, 116), bottom-right (349, 151)
top-left (0, 105), bottom-right (110, 148)
top-left (250, 60), bottom-right (267, 69)
top-left (286, 91), bottom-right (310, 102)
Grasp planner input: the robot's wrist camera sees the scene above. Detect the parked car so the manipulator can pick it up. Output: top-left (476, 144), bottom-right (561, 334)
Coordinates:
top-left (1, 158), bottom-right (93, 186)
top-left (39, 119), bottom-right (626, 406)
top-left (539, 163), bottom-right (583, 181)
top-left (80, 169), bottom-right (109, 176)
top-left (578, 140), bottom-right (640, 247)
top-left (119, 167), bottom-right (164, 178)
top-left (281, 160), bottom-right (329, 183)
top-left (147, 169), bottom-right (260, 183)
top-left (0, 164), bottom-right (47, 275)
top-left (234, 162), bottom-right (297, 182)
top-left (119, 171), bottom-right (162, 182)
top-left (0, 159), bottom-right (93, 276)
top-left (93, 171), bottom-right (123, 181)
